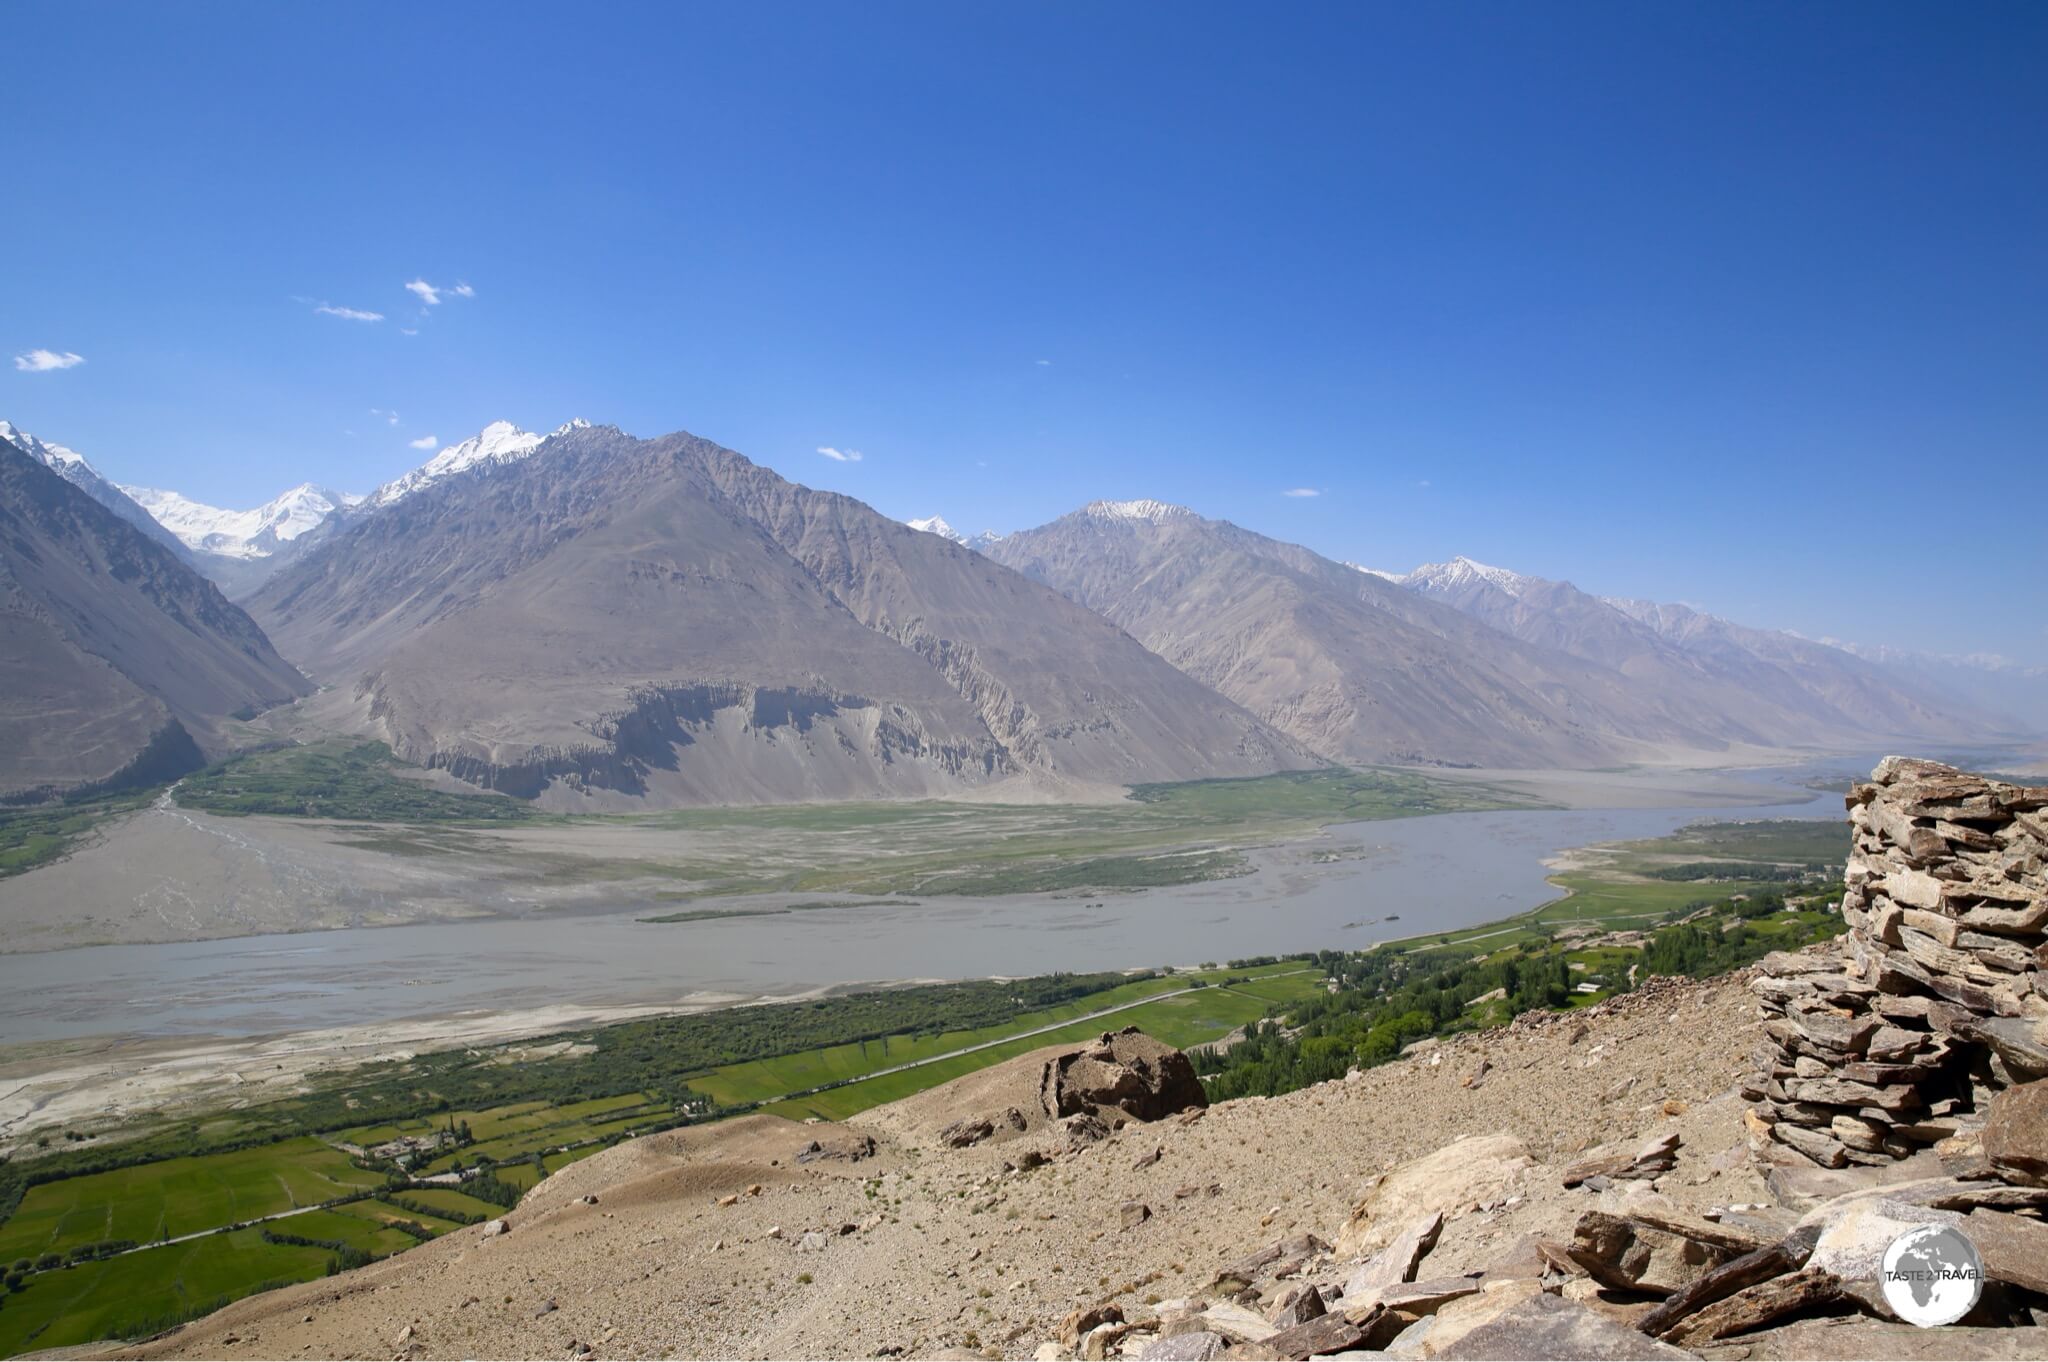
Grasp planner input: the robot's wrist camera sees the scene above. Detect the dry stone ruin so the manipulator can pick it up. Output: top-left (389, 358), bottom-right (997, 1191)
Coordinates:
top-left (1745, 756), bottom-right (2048, 1169)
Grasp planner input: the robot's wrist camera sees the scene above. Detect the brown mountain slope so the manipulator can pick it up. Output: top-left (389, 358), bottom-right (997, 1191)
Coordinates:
top-left (984, 505), bottom-right (1767, 768)
top-left (1402, 558), bottom-right (1995, 748)
top-left (0, 438), bottom-right (309, 798)
top-left (250, 427), bottom-right (1312, 806)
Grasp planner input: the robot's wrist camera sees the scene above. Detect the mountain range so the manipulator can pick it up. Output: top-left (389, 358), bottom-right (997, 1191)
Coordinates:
top-left (248, 425), bottom-right (1309, 806)
top-left (0, 416), bottom-right (2032, 804)
top-left (0, 437), bottom-right (308, 799)
top-left (979, 508), bottom-right (1999, 768)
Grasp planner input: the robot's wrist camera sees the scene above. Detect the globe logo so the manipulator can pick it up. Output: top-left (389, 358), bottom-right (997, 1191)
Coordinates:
top-left (1880, 1223), bottom-right (1983, 1327)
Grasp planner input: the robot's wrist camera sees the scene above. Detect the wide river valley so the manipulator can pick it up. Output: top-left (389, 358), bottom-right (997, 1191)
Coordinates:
top-left (0, 770), bottom-right (1846, 1046)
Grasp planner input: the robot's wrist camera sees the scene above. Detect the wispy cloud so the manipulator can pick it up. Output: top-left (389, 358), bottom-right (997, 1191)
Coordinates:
top-left (405, 279), bottom-right (442, 307)
top-left (409, 434), bottom-right (439, 450)
top-left (452, 282), bottom-right (475, 298)
top-left (817, 446), bottom-right (864, 463)
top-left (370, 408), bottom-right (401, 426)
top-left (14, 349), bottom-right (86, 372)
top-left (1282, 487), bottom-right (1321, 498)
top-left (1035, 358), bottom-right (1053, 366)
top-left (400, 327), bottom-right (419, 336)
top-left (315, 303), bottom-right (384, 322)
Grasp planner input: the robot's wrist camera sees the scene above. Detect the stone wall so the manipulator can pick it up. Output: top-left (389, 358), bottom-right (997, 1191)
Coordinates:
top-left (1744, 756), bottom-right (2048, 1169)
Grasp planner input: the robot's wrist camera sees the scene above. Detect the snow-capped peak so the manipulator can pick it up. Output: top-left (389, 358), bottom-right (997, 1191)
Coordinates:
top-left (365, 419), bottom-right (551, 508)
top-left (908, 515), bottom-right (964, 542)
top-left (1404, 555), bottom-right (1534, 597)
top-left (906, 516), bottom-right (1006, 551)
top-left (1078, 498), bottom-right (1195, 524)
top-left (121, 481), bottom-right (355, 559)
top-left (0, 420), bottom-right (93, 472)
top-left (1346, 563), bottom-right (1406, 582)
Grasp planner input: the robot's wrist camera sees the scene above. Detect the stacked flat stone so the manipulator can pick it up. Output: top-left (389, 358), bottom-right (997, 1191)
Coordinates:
top-left (1743, 756), bottom-right (2048, 1170)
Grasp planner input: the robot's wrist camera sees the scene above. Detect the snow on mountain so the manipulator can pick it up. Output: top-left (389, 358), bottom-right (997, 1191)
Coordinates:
top-left (120, 482), bottom-right (357, 560)
top-left (1077, 499), bottom-right (1195, 524)
top-left (1403, 555), bottom-right (1535, 597)
top-left (905, 516), bottom-right (1006, 551)
top-left (0, 420), bottom-right (88, 470)
top-left (364, 419), bottom-right (589, 509)
top-left (907, 515), bottom-right (965, 542)
top-left (0, 419), bottom-right (195, 557)
top-left (1600, 595), bottom-right (1714, 634)
top-left (1345, 563), bottom-right (1406, 582)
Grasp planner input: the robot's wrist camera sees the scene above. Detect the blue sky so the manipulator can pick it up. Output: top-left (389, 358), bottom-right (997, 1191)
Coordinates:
top-left (5, 3), bottom-right (2044, 662)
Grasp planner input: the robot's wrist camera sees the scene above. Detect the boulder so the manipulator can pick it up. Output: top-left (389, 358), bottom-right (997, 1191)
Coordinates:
top-left (1431, 1292), bottom-right (1694, 1360)
top-left (1369, 1275), bottom-right (1485, 1316)
top-left (1227, 1311), bottom-right (1369, 1360)
top-left (1802, 1195), bottom-right (1963, 1298)
top-left (1663, 1268), bottom-right (1842, 1348)
top-left (1267, 1285), bottom-right (1326, 1329)
top-left (1189, 1301), bottom-right (1276, 1345)
top-left (1040, 1028), bottom-right (1208, 1123)
top-left (1562, 1131), bottom-right (1681, 1187)
top-left (1982, 1079), bottom-right (2048, 1187)
top-left (1417, 1278), bottom-right (1546, 1356)
top-left (1342, 1211), bottom-right (1443, 1308)
top-left (1961, 1208), bottom-right (2048, 1296)
top-left (1059, 1302), bottom-right (1123, 1351)
top-left (1217, 1232), bottom-right (1331, 1288)
top-left (1566, 1210), bottom-right (1731, 1294)
top-left (1687, 1318), bottom-right (2048, 1359)
top-left (1135, 1332), bottom-right (1227, 1361)
top-left (939, 1117), bottom-right (996, 1148)
top-left (1334, 1133), bottom-right (1533, 1257)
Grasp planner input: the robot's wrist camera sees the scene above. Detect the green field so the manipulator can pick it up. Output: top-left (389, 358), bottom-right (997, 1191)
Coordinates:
top-left (339, 1092), bottom-right (650, 1149)
top-left (383, 1188), bottom-right (502, 1222)
top-left (685, 974), bottom-right (1200, 1106)
top-left (689, 964), bottom-right (1313, 1110)
top-left (1611, 818), bottom-right (1849, 866)
top-left (757, 979), bottom-right (1289, 1122)
top-left (1404, 817), bottom-right (1844, 958)
top-left (0, 1227), bottom-right (331, 1357)
top-left (0, 1139), bottom-right (382, 1264)
top-left (175, 741), bottom-right (537, 822)
top-left (0, 788), bottom-right (156, 879)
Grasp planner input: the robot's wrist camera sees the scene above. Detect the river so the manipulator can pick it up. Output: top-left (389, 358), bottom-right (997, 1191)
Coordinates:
top-left (0, 775), bottom-right (1838, 1046)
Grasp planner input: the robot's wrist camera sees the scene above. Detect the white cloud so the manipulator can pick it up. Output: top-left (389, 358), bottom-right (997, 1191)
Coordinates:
top-left (15, 349), bottom-right (86, 371)
top-left (1035, 358), bottom-right (1053, 366)
top-left (1282, 487), bottom-right (1321, 498)
top-left (400, 327), bottom-right (419, 336)
top-left (817, 446), bottom-right (864, 463)
top-left (405, 279), bottom-right (442, 307)
top-left (370, 408), bottom-right (400, 425)
top-left (409, 434), bottom-right (439, 450)
top-left (452, 282), bottom-right (475, 298)
top-left (315, 303), bottom-right (384, 321)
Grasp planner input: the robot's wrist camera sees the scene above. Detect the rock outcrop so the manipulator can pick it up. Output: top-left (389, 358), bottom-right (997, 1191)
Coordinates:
top-left (1744, 758), bottom-right (2048, 1170)
top-left (1041, 1028), bottom-right (1211, 1124)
